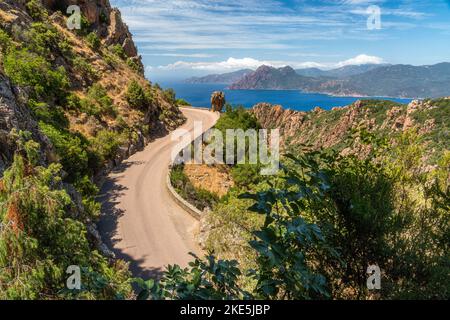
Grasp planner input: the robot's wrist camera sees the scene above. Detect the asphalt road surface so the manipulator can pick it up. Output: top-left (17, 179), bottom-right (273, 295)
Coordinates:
top-left (98, 107), bottom-right (220, 279)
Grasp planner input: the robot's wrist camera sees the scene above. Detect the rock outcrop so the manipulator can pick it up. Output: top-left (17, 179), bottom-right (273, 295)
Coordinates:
top-left (40, 0), bottom-right (143, 72)
top-left (211, 91), bottom-right (225, 112)
top-left (251, 99), bottom-right (443, 161)
top-left (0, 71), bottom-right (53, 175)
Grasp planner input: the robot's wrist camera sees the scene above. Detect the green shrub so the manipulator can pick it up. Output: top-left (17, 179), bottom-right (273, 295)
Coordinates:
top-left (0, 29), bottom-right (12, 53)
top-left (86, 32), bottom-right (101, 51)
top-left (86, 84), bottom-right (117, 117)
top-left (3, 48), bottom-right (69, 101)
top-left (72, 56), bottom-right (97, 81)
top-left (25, 0), bottom-right (48, 21)
top-left (39, 122), bottom-right (90, 182)
top-left (109, 44), bottom-right (126, 60)
top-left (99, 11), bottom-right (109, 24)
top-left (125, 80), bottom-right (149, 109)
top-left (214, 105), bottom-right (261, 166)
top-left (64, 93), bottom-right (82, 112)
top-left (163, 88), bottom-right (176, 104)
top-left (215, 105), bottom-right (260, 133)
top-left (26, 22), bottom-right (60, 56)
top-left (176, 98), bottom-right (191, 106)
top-left (88, 84), bottom-right (111, 106)
top-left (75, 14), bottom-right (92, 36)
top-left (127, 58), bottom-right (141, 73)
top-left (90, 129), bottom-right (123, 162)
top-left (103, 53), bottom-right (117, 67)
top-left (28, 99), bottom-right (69, 129)
top-left (79, 98), bottom-right (101, 116)
top-left (0, 154), bottom-right (132, 299)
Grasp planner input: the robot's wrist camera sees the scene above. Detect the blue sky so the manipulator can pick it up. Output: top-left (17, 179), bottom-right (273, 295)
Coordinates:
top-left (110, 0), bottom-right (450, 80)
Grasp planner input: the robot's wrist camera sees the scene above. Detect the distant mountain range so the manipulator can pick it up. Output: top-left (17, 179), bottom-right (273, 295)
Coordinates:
top-left (184, 69), bottom-right (253, 84)
top-left (228, 63), bottom-right (450, 98)
top-left (228, 65), bottom-right (324, 90)
top-left (295, 64), bottom-right (390, 78)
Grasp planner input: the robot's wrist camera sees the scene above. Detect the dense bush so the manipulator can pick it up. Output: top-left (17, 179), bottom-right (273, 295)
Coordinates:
top-left (28, 99), bottom-right (69, 129)
top-left (89, 129), bottom-right (124, 162)
top-left (163, 88), bottom-right (176, 104)
top-left (135, 254), bottom-right (249, 300)
top-left (72, 56), bottom-right (97, 81)
top-left (25, 0), bottom-right (48, 21)
top-left (39, 123), bottom-right (91, 182)
top-left (3, 48), bottom-right (69, 101)
top-left (74, 14), bottom-right (92, 37)
top-left (0, 151), bottom-right (132, 299)
top-left (215, 105), bottom-right (260, 133)
top-left (214, 105), bottom-right (262, 169)
top-left (86, 32), bottom-right (101, 51)
top-left (127, 58), bottom-right (141, 73)
top-left (125, 80), bottom-right (151, 109)
top-left (0, 29), bottom-right (12, 53)
top-left (176, 98), bottom-right (191, 106)
top-left (26, 22), bottom-right (60, 57)
top-left (109, 44), bottom-right (126, 60)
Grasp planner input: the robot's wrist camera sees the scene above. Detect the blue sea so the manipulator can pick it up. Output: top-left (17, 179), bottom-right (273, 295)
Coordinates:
top-left (160, 83), bottom-right (412, 111)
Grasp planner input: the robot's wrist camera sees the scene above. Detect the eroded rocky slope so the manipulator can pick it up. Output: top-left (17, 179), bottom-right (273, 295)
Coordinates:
top-left (0, 0), bottom-right (185, 174)
top-left (252, 98), bottom-right (449, 164)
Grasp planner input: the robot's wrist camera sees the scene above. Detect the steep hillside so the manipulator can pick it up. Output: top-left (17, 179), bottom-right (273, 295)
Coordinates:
top-left (0, 0), bottom-right (185, 299)
top-left (0, 0), bottom-right (185, 173)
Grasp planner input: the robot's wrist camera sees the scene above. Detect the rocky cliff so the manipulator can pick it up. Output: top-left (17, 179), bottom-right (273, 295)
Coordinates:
top-left (42, 0), bottom-right (142, 66)
top-left (0, 71), bottom-right (54, 174)
top-left (252, 98), bottom-right (449, 164)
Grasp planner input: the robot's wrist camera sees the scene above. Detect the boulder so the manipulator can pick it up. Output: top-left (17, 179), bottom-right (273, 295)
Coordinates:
top-left (211, 91), bottom-right (225, 112)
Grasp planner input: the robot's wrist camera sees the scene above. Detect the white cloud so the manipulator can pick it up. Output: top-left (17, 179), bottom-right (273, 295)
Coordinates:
top-left (155, 57), bottom-right (289, 72)
top-left (111, 0), bottom-right (393, 52)
top-left (335, 54), bottom-right (385, 67)
top-left (152, 54), bottom-right (385, 73)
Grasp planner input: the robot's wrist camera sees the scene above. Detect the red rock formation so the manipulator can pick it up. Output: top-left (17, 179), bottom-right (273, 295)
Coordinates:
top-left (40, 0), bottom-right (143, 71)
top-left (211, 91), bottom-right (226, 112)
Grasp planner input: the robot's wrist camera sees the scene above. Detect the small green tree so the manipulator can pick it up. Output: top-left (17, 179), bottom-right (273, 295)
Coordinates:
top-left (125, 80), bottom-right (149, 109)
top-left (86, 32), bottom-right (101, 51)
top-left (109, 44), bottom-right (126, 60)
top-left (164, 88), bottom-right (176, 104)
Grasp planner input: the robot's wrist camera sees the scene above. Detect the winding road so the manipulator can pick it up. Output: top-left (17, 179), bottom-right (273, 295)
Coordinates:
top-left (98, 107), bottom-right (219, 279)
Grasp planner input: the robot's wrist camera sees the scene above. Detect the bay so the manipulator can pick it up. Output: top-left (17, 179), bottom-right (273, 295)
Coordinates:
top-left (160, 83), bottom-right (413, 111)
